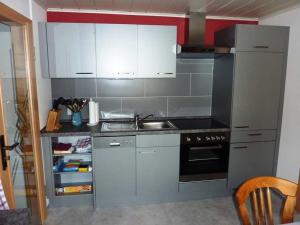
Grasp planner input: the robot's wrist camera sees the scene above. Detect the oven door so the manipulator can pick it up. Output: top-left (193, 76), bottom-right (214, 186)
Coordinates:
top-left (180, 143), bottom-right (229, 181)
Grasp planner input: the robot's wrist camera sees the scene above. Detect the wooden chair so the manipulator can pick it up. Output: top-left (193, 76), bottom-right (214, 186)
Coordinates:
top-left (235, 176), bottom-right (298, 225)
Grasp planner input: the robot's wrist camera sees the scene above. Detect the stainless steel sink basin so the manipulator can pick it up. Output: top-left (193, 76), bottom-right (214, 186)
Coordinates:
top-left (138, 121), bottom-right (177, 130)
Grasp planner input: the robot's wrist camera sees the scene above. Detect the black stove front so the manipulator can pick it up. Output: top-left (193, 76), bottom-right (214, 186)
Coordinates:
top-left (178, 120), bottom-right (230, 182)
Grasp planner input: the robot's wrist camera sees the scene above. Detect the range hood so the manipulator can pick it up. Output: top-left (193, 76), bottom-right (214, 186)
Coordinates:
top-left (177, 12), bottom-right (215, 58)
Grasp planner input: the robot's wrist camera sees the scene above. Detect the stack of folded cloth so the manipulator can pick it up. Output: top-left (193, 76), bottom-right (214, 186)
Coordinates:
top-left (62, 160), bottom-right (81, 172)
top-left (53, 143), bottom-right (74, 154)
top-left (75, 138), bottom-right (92, 153)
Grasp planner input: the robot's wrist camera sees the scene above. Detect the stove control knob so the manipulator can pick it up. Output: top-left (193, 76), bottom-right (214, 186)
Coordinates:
top-left (196, 137), bottom-right (201, 142)
top-left (186, 137), bottom-right (191, 142)
top-left (211, 136), bottom-right (216, 141)
top-left (216, 136), bottom-right (221, 141)
top-left (220, 136), bottom-right (226, 141)
top-left (205, 136), bottom-right (211, 141)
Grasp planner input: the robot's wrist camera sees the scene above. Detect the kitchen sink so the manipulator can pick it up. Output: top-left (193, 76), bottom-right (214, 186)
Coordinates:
top-left (138, 121), bottom-right (177, 130)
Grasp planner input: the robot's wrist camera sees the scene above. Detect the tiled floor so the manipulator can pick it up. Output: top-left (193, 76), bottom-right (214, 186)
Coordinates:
top-left (45, 196), bottom-right (298, 225)
top-left (45, 197), bottom-right (240, 225)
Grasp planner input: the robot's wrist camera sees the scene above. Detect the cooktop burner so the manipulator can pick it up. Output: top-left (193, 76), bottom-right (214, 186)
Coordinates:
top-left (170, 118), bottom-right (228, 130)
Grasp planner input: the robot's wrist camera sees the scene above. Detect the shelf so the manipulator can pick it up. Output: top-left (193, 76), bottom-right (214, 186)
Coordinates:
top-left (56, 191), bottom-right (93, 196)
top-left (52, 152), bottom-right (92, 157)
top-left (53, 171), bottom-right (92, 175)
top-left (55, 182), bottom-right (93, 196)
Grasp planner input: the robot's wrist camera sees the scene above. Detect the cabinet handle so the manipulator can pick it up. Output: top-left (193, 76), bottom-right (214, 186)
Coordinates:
top-left (156, 72), bottom-right (174, 75)
top-left (253, 46), bottom-right (269, 49)
top-left (234, 126), bottom-right (249, 129)
top-left (233, 146), bottom-right (248, 149)
top-left (109, 142), bottom-right (121, 147)
top-left (248, 133), bottom-right (262, 136)
top-left (76, 72), bottom-right (94, 75)
top-left (138, 150), bottom-right (157, 154)
top-left (117, 72), bottom-right (134, 75)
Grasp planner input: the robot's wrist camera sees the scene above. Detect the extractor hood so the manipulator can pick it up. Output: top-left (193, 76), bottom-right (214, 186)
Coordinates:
top-left (177, 12), bottom-right (215, 58)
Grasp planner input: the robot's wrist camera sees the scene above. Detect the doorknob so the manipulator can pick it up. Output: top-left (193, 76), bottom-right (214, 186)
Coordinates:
top-left (0, 135), bottom-right (19, 171)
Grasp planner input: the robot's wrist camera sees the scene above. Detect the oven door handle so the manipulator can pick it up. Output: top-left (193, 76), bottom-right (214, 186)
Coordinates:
top-left (190, 144), bottom-right (223, 151)
top-left (188, 157), bottom-right (221, 162)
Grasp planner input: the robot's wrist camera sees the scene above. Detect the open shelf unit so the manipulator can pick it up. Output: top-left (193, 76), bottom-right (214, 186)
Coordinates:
top-left (42, 135), bottom-right (94, 207)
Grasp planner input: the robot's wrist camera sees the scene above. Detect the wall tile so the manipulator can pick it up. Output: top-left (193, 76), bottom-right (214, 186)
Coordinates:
top-left (176, 59), bottom-right (214, 74)
top-left (59, 104), bottom-right (89, 121)
top-left (191, 74), bottom-right (213, 96)
top-left (94, 98), bottom-right (122, 116)
top-left (168, 97), bottom-right (211, 117)
top-left (97, 79), bottom-right (144, 97)
top-left (74, 78), bottom-right (97, 97)
top-left (145, 74), bottom-right (190, 96)
top-left (122, 97), bottom-right (167, 117)
top-left (51, 79), bottom-right (75, 98)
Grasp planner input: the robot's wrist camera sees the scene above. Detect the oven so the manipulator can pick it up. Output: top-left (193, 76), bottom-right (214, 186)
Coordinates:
top-left (180, 132), bottom-right (230, 182)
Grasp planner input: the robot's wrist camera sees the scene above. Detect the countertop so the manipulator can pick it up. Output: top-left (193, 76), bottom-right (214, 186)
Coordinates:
top-left (41, 117), bottom-right (230, 137)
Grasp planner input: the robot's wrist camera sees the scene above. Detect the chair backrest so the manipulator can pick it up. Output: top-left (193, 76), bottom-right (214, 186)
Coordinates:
top-left (235, 176), bottom-right (298, 225)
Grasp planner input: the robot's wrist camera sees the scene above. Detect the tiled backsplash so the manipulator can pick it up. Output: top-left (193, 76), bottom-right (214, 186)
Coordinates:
top-left (51, 59), bottom-right (214, 120)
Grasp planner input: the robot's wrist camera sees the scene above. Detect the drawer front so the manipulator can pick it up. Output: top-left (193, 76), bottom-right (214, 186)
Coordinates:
top-left (230, 130), bottom-right (277, 143)
top-left (93, 136), bottom-right (135, 148)
top-left (136, 134), bottom-right (180, 147)
top-left (236, 25), bottom-right (289, 52)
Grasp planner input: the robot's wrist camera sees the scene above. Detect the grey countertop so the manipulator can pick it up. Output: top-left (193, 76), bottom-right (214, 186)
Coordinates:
top-left (41, 118), bottom-right (230, 137)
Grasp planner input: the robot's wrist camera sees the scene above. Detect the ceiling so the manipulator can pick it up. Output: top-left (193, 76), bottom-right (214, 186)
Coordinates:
top-left (36, 0), bottom-right (300, 18)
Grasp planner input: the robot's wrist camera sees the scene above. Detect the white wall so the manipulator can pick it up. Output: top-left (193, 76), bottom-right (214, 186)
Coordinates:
top-left (0, 0), bottom-right (31, 18)
top-left (260, 6), bottom-right (300, 182)
top-left (31, 1), bottom-right (52, 129)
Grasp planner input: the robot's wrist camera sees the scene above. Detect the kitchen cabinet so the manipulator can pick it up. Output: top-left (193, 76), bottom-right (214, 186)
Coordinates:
top-left (228, 141), bottom-right (275, 189)
top-left (42, 136), bottom-right (94, 207)
top-left (213, 24), bottom-right (289, 190)
top-left (93, 136), bottom-right (135, 206)
top-left (136, 134), bottom-right (180, 195)
top-left (231, 52), bottom-right (284, 130)
top-left (96, 24), bottom-right (138, 78)
top-left (47, 23), bottom-right (96, 78)
top-left (138, 25), bottom-right (177, 78)
top-left (216, 25), bottom-right (289, 53)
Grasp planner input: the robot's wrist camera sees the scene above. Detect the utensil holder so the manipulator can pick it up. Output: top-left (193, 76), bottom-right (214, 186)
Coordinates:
top-left (72, 112), bottom-right (82, 126)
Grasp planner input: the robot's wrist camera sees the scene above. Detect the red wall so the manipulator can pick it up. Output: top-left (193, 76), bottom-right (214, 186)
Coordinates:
top-left (204, 19), bottom-right (258, 47)
top-left (47, 12), bottom-right (258, 46)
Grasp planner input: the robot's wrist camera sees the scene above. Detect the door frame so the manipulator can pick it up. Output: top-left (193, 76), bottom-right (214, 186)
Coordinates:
top-left (0, 2), bottom-right (47, 223)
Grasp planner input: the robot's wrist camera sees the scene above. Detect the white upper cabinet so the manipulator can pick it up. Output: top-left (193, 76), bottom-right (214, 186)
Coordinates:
top-left (43, 23), bottom-right (177, 78)
top-left (47, 23), bottom-right (96, 78)
top-left (137, 25), bottom-right (177, 78)
top-left (96, 24), bottom-right (138, 78)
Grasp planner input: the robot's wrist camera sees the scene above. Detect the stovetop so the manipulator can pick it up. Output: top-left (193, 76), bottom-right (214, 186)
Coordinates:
top-left (170, 118), bottom-right (228, 130)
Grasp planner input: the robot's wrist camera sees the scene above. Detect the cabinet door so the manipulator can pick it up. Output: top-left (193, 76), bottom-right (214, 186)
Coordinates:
top-left (94, 146), bottom-right (135, 204)
top-left (138, 25), bottom-right (176, 78)
top-left (236, 25), bottom-right (289, 52)
top-left (232, 52), bottom-right (284, 130)
top-left (47, 23), bottom-right (96, 77)
top-left (96, 24), bottom-right (138, 78)
top-left (228, 141), bottom-right (275, 189)
top-left (136, 146), bottom-right (179, 195)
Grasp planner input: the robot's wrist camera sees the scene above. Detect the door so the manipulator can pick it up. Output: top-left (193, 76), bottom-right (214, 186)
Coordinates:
top-left (138, 25), bottom-right (176, 78)
top-left (0, 17), bottom-right (46, 225)
top-left (232, 52), bottom-right (284, 130)
top-left (228, 141), bottom-right (275, 189)
top-left (96, 24), bottom-right (138, 78)
top-left (136, 147), bottom-right (179, 195)
top-left (47, 23), bottom-right (96, 78)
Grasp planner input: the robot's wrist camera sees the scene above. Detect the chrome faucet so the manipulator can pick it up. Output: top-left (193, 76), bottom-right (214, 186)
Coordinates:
top-left (134, 114), bottom-right (154, 127)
